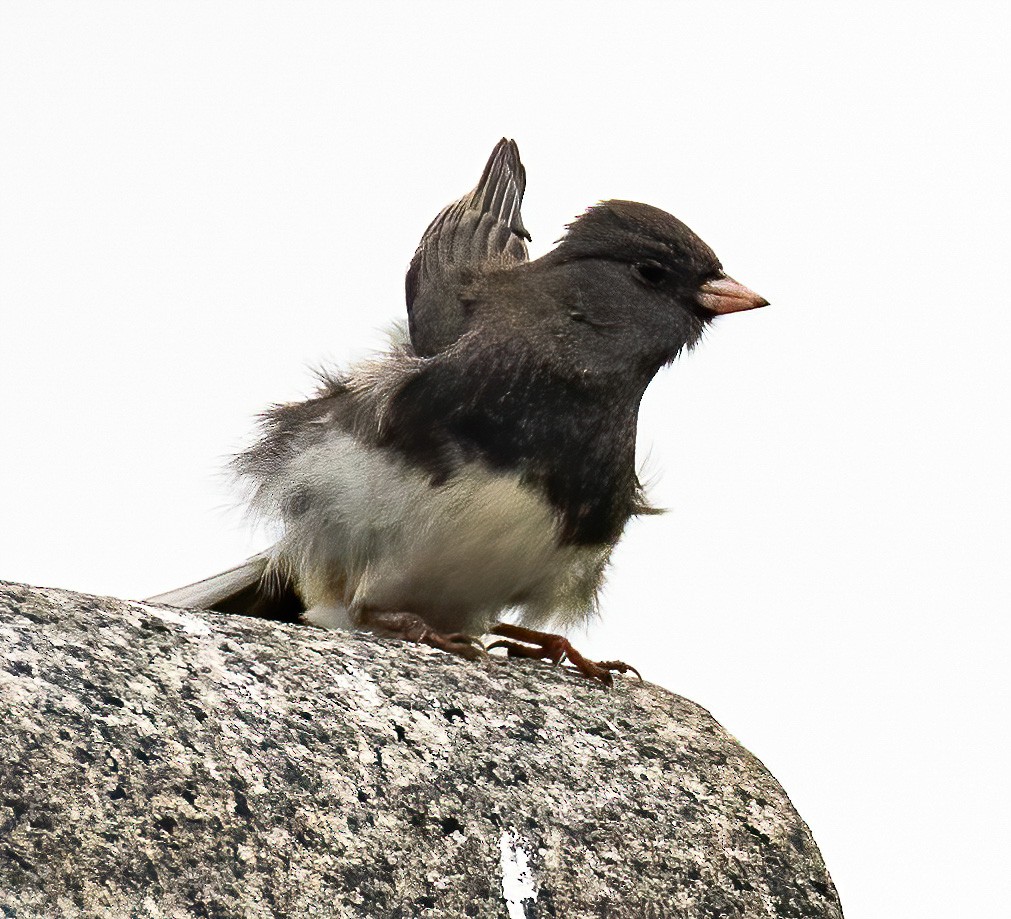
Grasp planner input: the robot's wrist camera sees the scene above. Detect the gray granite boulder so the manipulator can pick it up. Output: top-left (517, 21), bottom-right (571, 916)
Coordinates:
top-left (0, 581), bottom-right (842, 918)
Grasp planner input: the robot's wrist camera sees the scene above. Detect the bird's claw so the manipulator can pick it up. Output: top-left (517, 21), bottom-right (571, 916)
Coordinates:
top-left (439, 632), bottom-right (488, 661)
top-left (358, 610), bottom-right (486, 662)
top-left (488, 624), bottom-right (642, 687)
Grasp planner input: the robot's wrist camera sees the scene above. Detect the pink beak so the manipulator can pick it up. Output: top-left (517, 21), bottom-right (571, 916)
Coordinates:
top-left (698, 275), bottom-right (769, 314)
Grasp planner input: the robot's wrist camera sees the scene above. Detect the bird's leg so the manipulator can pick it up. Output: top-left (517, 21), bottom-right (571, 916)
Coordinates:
top-left (487, 623), bottom-right (641, 686)
top-left (357, 609), bottom-right (486, 662)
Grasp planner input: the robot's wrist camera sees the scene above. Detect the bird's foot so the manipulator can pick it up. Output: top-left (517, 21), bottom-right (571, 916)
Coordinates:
top-left (358, 610), bottom-right (486, 662)
top-left (487, 623), bottom-right (641, 686)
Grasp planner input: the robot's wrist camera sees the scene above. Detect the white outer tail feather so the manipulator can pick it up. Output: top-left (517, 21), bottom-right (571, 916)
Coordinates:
top-left (146, 555), bottom-right (269, 610)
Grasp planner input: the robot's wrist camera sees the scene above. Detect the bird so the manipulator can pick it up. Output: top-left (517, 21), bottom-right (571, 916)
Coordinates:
top-left (148, 139), bottom-right (767, 683)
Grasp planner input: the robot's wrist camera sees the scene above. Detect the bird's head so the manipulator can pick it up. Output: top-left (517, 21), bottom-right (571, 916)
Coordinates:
top-left (539, 200), bottom-right (767, 374)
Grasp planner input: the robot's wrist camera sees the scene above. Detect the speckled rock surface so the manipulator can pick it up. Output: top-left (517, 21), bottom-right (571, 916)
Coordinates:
top-left (0, 581), bottom-right (842, 918)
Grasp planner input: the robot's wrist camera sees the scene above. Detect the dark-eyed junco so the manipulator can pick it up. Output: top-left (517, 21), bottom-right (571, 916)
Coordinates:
top-left (149, 139), bottom-right (767, 683)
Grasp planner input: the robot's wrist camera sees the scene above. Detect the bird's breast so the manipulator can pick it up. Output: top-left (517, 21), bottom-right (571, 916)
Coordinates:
top-left (261, 432), bottom-right (608, 634)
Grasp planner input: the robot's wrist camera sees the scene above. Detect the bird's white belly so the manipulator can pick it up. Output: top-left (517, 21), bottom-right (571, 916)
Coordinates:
top-left (260, 432), bottom-right (607, 634)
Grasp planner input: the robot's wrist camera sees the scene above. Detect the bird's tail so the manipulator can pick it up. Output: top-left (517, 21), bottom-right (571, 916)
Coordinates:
top-left (146, 553), bottom-right (305, 623)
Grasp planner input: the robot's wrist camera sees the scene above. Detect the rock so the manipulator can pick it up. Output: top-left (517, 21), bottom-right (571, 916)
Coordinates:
top-left (0, 580), bottom-right (842, 918)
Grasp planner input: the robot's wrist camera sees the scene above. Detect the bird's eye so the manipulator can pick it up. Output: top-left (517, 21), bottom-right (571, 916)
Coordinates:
top-left (632, 261), bottom-right (668, 287)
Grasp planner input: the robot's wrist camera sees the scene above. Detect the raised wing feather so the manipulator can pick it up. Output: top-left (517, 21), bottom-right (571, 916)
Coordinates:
top-left (406, 138), bottom-right (531, 355)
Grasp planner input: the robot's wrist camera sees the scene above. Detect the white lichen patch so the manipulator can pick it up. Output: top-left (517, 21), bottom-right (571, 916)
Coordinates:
top-left (138, 602), bottom-right (213, 635)
top-left (499, 829), bottom-right (537, 918)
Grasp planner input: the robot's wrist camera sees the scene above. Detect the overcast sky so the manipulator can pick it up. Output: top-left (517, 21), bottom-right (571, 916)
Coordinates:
top-left (2, 3), bottom-right (1008, 915)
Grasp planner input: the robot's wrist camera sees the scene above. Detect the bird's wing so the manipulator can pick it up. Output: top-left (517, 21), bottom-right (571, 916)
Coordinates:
top-left (146, 553), bottom-right (305, 623)
top-left (406, 138), bottom-right (531, 355)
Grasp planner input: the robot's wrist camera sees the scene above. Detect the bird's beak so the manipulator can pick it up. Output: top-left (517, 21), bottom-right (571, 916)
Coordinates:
top-left (698, 275), bottom-right (769, 314)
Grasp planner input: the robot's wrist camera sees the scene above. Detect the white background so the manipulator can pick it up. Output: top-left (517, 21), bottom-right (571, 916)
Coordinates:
top-left (2, 3), bottom-right (1008, 915)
